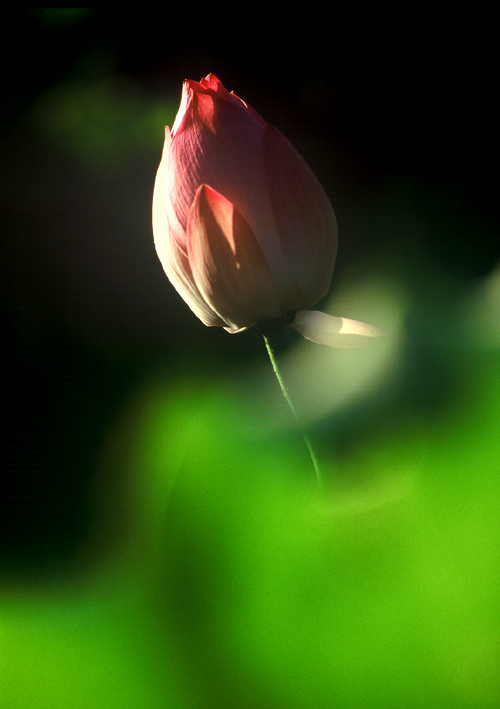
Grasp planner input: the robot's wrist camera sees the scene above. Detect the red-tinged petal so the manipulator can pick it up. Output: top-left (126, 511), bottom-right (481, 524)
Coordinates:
top-left (262, 125), bottom-right (338, 309)
top-left (291, 310), bottom-right (384, 348)
top-left (171, 76), bottom-right (234, 137)
top-left (186, 185), bottom-right (282, 330)
top-left (153, 132), bottom-right (224, 327)
top-left (201, 74), bottom-right (227, 95)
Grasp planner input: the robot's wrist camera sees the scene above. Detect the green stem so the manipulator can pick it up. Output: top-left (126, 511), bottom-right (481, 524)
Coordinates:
top-left (262, 333), bottom-right (323, 489)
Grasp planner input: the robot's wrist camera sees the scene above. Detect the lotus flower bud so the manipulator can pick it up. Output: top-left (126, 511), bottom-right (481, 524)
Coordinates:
top-left (153, 74), bottom-right (381, 346)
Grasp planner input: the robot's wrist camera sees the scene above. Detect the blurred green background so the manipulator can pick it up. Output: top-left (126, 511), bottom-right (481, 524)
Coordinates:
top-left (1, 9), bottom-right (499, 708)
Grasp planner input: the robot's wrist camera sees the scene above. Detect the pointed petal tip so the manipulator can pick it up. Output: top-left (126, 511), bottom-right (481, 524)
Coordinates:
top-left (291, 310), bottom-right (385, 348)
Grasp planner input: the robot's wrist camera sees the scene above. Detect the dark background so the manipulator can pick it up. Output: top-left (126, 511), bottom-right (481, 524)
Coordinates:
top-left (1, 9), bottom-right (497, 567)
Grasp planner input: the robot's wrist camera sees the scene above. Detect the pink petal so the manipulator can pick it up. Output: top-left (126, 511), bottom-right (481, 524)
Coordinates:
top-left (186, 185), bottom-right (282, 331)
top-left (153, 131), bottom-right (224, 327)
top-left (262, 125), bottom-right (337, 309)
top-left (291, 310), bottom-right (385, 348)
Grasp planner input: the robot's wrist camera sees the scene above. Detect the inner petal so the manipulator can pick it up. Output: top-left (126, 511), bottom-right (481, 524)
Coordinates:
top-left (187, 185), bottom-right (282, 329)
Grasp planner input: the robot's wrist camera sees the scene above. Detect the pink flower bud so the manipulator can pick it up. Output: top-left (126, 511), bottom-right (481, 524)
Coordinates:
top-left (152, 74), bottom-right (337, 333)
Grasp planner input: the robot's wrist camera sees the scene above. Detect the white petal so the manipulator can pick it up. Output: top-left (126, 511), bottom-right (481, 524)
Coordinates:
top-left (291, 310), bottom-right (384, 348)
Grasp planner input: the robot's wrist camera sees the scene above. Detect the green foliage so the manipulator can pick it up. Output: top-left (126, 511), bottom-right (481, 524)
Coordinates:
top-left (2, 332), bottom-right (499, 707)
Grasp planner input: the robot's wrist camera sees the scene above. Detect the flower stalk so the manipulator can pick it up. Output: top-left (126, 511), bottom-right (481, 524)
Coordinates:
top-left (259, 323), bottom-right (323, 489)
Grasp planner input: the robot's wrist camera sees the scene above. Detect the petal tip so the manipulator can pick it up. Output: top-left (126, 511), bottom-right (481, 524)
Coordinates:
top-left (291, 310), bottom-right (385, 348)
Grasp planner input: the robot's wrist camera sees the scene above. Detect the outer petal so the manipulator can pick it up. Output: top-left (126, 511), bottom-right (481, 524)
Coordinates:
top-left (291, 310), bottom-right (384, 348)
top-left (152, 129), bottom-right (224, 327)
top-left (263, 125), bottom-right (337, 309)
top-left (186, 185), bottom-right (282, 331)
